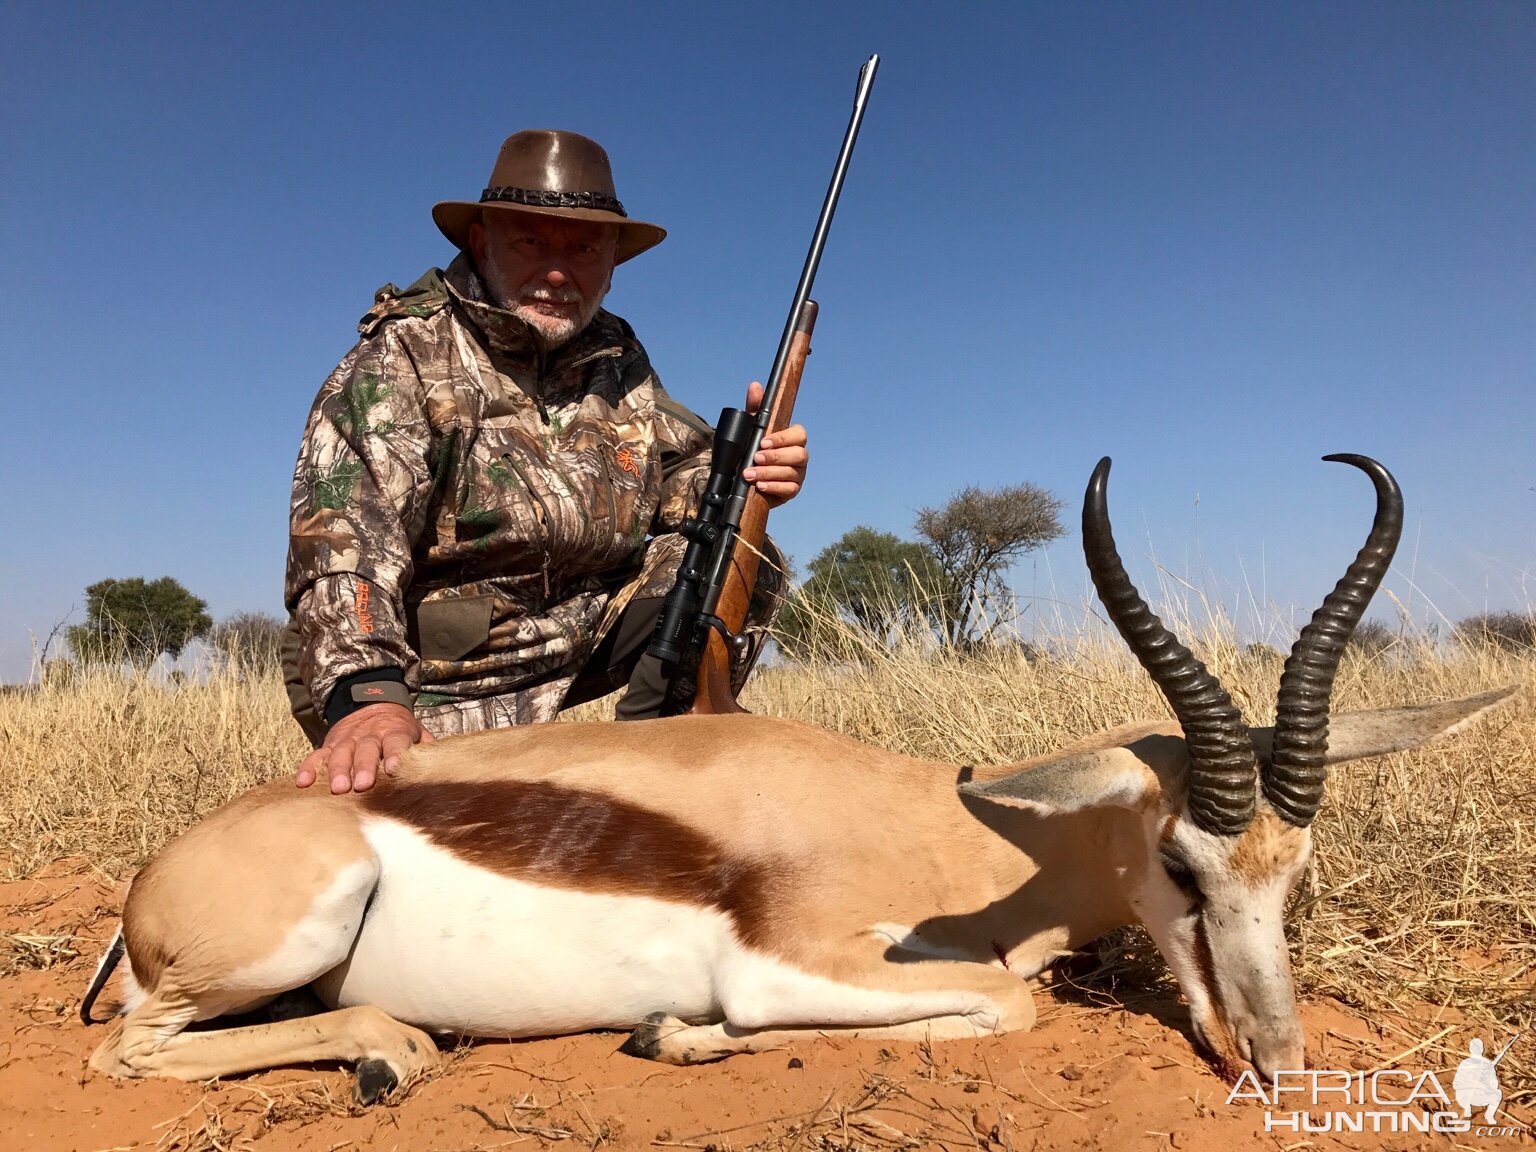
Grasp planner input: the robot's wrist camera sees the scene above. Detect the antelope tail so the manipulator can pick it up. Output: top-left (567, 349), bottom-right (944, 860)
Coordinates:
top-left (79, 925), bottom-right (125, 1025)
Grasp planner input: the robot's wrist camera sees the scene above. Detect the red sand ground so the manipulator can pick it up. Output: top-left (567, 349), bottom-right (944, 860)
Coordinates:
top-left (2, 859), bottom-right (1526, 1151)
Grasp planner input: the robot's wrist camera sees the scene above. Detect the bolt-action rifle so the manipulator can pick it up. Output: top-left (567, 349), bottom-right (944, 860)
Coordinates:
top-left (646, 54), bottom-right (879, 714)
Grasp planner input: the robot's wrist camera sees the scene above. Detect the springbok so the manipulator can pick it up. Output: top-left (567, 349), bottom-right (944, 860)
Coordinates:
top-left (84, 455), bottom-right (1514, 1101)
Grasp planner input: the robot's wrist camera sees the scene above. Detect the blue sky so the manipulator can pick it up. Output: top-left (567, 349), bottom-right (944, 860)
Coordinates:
top-left (2, 2), bottom-right (1533, 681)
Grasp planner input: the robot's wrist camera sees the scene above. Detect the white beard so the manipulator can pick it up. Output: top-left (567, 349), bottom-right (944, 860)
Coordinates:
top-left (481, 255), bottom-right (607, 349)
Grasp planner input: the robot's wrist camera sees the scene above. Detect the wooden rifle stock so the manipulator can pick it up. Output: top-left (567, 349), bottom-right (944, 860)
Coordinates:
top-left (689, 300), bottom-right (817, 714)
top-left (662, 53), bottom-right (876, 713)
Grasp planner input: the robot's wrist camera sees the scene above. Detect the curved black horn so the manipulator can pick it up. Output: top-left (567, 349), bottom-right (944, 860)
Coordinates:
top-left (1266, 455), bottom-right (1403, 827)
top-left (1083, 458), bottom-right (1257, 836)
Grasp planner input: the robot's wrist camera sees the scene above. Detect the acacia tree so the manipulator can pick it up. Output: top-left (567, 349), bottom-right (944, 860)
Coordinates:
top-left (807, 527), bottom-right (944, 634)
top-left (66, 577), bottom-right (213, 668)
top-left (914, 483), bottom-right (1066, 647)
top-left (776, 528), bottom-right (944, 658)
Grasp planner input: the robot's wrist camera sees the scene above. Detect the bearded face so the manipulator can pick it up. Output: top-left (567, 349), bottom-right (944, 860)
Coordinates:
top-left (471, 213), bottom-right (618, 348)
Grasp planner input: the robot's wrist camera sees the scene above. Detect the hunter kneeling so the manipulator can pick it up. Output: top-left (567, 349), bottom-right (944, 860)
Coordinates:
top-left (283, 130), bottom-right (809, 793)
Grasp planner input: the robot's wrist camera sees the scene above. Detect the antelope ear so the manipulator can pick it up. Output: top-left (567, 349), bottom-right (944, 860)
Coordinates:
top-left (1249, 685), bottom-right (1520, 766)
top-left (1324, 685), bottom-right (1519, 763)
top-left (959, 747), bottom-right (1161, 816)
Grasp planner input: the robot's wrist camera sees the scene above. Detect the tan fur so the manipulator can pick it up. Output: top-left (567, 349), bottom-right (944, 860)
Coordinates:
top-left (122, 781), bottom-right (371, 990)
top-left (639, 995), bottom-right (1032, 1065)
top-left (93, 993), bottom-right (436, 1083)
top-left (389, 715), bottom-right (1133, 971)
top-left (97, 782), bottom-right (380, 1079)
top-left (90, 689), bottom-right (1514, 1085)
top-left (1228, 809), bottom-right (1308, 885)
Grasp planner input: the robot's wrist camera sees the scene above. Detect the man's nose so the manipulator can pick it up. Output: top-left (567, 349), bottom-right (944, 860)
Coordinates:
top-left (544, 267), bottom-right (568, 287)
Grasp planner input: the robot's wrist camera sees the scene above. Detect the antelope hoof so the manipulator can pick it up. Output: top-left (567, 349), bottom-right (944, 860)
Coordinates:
top-left (618, 1012), bottom-right (680, 1062)
top-left (354, 1057), bottom-right (399, 1105)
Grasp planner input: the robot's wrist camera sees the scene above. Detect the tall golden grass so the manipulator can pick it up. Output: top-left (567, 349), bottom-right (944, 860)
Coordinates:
top-left (1, 614), bottom-right (1532, 1106)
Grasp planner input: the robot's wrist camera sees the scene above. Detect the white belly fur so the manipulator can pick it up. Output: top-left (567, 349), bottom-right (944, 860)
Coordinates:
top-left (315, 817), bottom-right (1004, 1040)
top-left (315, 817), bottom-right (732, 1036)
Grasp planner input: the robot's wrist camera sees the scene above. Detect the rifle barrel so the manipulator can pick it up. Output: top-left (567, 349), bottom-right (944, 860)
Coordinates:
top-left (723, 53), bottom-right (879, 526)
top-left (1491, 1033), bottom-right (1520, 1066)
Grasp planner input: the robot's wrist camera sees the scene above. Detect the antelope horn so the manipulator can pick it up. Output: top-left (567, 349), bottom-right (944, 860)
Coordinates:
top-left (1266, 455), bottom-right (1403, 826)
top-left (1082, 458), bottom-right (1257, 836)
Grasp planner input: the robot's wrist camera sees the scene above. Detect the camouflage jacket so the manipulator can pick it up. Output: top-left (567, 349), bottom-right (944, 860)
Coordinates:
top-left (285, 253), bottom-right (713, 716)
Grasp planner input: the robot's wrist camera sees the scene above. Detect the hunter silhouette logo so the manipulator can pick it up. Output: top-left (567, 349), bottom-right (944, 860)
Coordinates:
top-left (615, 446), bottom-right (641, 477)
top-left (1454, 1036), bottom-right (1516, 1123)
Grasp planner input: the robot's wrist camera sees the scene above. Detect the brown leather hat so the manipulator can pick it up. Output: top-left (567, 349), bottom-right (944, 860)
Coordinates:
top-left (433, 130), bottom-right (666, 264)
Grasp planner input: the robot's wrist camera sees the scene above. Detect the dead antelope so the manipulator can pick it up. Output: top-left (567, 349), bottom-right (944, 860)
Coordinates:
top-left (83, 455), bottom-right (1514, 1100)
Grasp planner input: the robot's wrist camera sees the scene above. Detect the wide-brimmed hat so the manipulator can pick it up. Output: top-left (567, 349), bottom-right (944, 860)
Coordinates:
top-left (433, 130), bottom-right (666, 264)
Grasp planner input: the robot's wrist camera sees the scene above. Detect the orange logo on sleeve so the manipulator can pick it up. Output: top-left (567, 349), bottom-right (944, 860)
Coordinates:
top-left (354, 581), bottom-right (376, 634)
top-left (615, 446), bottom-right (641, 477)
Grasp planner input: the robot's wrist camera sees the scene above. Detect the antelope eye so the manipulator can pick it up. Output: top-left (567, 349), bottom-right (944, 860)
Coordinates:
top-left (1160, 851), bottom-right (1201, 896)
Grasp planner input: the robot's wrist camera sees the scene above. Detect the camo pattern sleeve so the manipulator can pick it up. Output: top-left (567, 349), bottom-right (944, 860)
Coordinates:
top-left (650, 387), bottom-right (713, 534)
top-left (285, 326), bottom-right (436, 715)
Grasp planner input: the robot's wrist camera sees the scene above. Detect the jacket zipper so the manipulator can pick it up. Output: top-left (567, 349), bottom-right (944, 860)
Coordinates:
top-left (554, 346), bottom-right (624, 529)
top-left (507, 344), bottom-right (627, 593)
top-left (564, 346), bottom-right (624, 371)
top-left (501, 451), bottom-right (555, 604)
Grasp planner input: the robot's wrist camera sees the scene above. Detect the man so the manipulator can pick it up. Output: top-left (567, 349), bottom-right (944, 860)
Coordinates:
top-left (284, 130), bottom-right (808, 794)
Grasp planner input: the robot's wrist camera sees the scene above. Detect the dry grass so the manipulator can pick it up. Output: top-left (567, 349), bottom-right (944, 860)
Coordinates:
top-left (145, 1078), bottom-right (368, 1152)
top-left (0, 661), bottom-right (311, 875)
top-left (2, 617), bottom-right (1532, 1111)
top-left (0, 930), bottom-right (79, 976)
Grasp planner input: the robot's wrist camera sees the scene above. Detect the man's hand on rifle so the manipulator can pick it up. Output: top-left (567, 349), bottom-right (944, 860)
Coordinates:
top-left (742, 380), bottom-right (809, 508)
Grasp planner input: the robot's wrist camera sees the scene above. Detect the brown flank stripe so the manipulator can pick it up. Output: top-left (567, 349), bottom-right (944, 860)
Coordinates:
top-left (363, 780), bottom-right (779, 948)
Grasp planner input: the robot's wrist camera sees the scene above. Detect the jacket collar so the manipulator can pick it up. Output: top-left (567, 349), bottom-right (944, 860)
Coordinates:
top-left (442, 251), bottom-right (630, 376)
